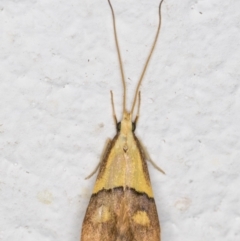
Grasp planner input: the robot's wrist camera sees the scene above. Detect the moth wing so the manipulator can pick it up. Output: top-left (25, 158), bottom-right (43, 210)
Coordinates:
top-left (81, 136), bottom-right (160, 241)
top-left (81, 187), bottom-right (160, 241)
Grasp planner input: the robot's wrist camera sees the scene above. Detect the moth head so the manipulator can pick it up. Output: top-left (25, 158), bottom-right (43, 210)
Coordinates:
top-left (117, 111), bottom-right (136, 133)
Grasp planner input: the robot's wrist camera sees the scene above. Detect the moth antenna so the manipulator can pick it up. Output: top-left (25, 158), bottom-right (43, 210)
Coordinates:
top-left (131, 0), bottom-right (164, 115)
top-left (107, 0), bottom-right (127, 114)
top-left (134, 91), bottom-right (141, 125)
top-left (110, 90), bottom-right (118, 126)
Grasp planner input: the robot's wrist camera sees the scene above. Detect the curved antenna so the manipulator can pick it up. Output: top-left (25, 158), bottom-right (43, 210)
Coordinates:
top-left (131, 0), bottom-right (164, 115)
top-left (107, 0), bottom-right (126, 114)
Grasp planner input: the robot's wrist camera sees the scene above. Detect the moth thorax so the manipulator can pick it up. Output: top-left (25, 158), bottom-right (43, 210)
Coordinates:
top-left (120, 112), bottom-right (133, 134)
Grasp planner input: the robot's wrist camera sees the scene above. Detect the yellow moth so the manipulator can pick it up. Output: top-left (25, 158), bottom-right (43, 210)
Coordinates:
top-left (81, 0), bottom-right (165, 240)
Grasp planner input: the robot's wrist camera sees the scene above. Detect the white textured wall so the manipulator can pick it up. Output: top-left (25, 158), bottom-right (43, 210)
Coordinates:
top-left (0, 0), bottom-right (239, 240)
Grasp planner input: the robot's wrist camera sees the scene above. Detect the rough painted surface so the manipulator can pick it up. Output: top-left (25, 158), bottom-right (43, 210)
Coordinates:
top-left (0, 0), bottom-right (239, 240)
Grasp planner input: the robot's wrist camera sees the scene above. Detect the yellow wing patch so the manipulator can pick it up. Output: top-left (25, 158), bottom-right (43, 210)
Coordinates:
top-left (92, 205), bottom-right (111, 223)
top-left (93, 132), bottom-right (154, 198)
top-left (132, 210), bottom-right (150, 226)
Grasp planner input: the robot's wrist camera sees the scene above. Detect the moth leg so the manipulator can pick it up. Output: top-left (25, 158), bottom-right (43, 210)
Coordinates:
top-left (85, 138), bottom-right (112, 179)
top-left (139, 139), bottom-right (165, 174)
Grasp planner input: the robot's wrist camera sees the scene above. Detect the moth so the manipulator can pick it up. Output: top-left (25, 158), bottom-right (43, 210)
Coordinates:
top-left (81, 0), bottom-right (165, 240)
